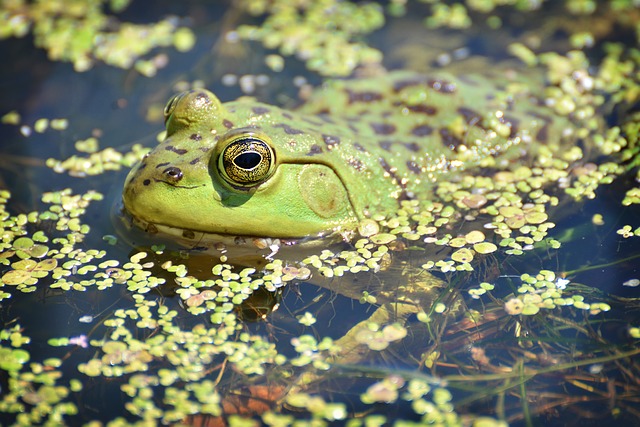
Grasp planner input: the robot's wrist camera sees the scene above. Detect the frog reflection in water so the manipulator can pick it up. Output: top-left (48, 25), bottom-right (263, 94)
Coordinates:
top-left (122, 70), bottom-right (576, 246)
top-left (121, 69), bottom-right (581, 369)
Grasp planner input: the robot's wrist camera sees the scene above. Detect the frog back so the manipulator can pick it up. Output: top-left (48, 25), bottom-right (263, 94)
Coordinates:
top-left (296, 70), bottom-right (579, 210)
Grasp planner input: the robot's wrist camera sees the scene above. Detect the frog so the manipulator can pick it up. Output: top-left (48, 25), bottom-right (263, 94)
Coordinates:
top-left (120, 69), bottom-right (603, 415)
top-left (122, 69), bottom-right (579, 248)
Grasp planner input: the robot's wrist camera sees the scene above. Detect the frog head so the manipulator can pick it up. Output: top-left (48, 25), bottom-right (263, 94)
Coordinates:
top-left (122, 89), bottom-right (359, 244)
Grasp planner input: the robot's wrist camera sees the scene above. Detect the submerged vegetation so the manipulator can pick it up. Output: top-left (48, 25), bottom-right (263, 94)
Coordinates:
top-left (1, 0), bottom-right (640, 426)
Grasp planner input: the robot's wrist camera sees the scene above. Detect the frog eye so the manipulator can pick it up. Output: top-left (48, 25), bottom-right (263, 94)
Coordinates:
top-left (163, 92), bottom-right (186, 123)
top-left (218, 133), bottom-right (276, 189)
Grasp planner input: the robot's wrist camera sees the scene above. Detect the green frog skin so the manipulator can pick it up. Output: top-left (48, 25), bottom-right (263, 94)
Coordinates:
top-left (122, 70), bottom-right (577, 244)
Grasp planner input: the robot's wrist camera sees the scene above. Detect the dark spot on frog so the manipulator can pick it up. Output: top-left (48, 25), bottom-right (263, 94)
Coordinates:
top-left (143, 179), bottom-right (151, 186)
top-left (165, 145), bottom-right (188, 155)
top-left (353, 143), bottom-right (367, 152)
top-left (223, 119), bottom-right (234, 129)
top-left (182, 230), bottom-right (196, 240)
top-left (536, 122), bottom-right (549, 142)
top-left (407, 160), bottom-right (422, 174)
top-left (404, 142), bottom-right (421, 152)
top-left (527, 111), bottom-right (552, 138)
top-left (393, 78), bottom-right (427, 92)
top-left (371, 123), bottom-right (397, 135)
top-left (252, 106), bottom-right (270, 115)
top-left (156, 162), bottom-right (170, 168)
top-left (428, 79), bottom-right (456, 93)
top-left (307, 144), bottom-right (323, 155)
top-left (439, 128), bottom-right (464, 151)
top-left (405, 104), bottom-right (438, 116)
top-left (322, 134), bottom-right (340, 149)
top-left (502, 115), bottom-right (519, 137)
top-left (195, 92), bottom-right (210, 103)
top-left (457, 107), bottom-right (482, 124)
top-left (348, 157), bottom-right (365, 171)
top-left (346, 90), bottom-right (383, 104)
top-left (348, 123), bottom-right (359, 134)
top-left (190, 133), bottom-right (202, 141)
top-left (379, 157), bottom-right (408, 197)
top-left (190, 157), bottom-right (201, 165)
top-left (379, 140), bottom-right (393, 151)
top-left (274, 123), bottom-right (305, 135)
top-left (145, 223), bottom-right (158, 234)
top-left (282, 112), bottom-right (293, 120)
top-left (378, 158), bottom-right (394, 177)
top-left (411, 125), bottom-right (433, 137)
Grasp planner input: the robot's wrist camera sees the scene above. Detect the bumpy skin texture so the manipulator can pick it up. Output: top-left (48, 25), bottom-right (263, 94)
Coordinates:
top-left (122, 70), bottom-right (576, 240)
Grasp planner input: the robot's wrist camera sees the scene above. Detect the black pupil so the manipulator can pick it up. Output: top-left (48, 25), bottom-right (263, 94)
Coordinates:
top-left (234, 151), bottom-right (261, 170)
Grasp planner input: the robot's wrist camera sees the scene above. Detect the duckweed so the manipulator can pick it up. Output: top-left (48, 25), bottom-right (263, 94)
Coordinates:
top-left (47, 143), bottom-right (150, 177)
top-left (0, 0), bottom-right (195, 74)
top-left (1, 1), bottom-right (639, 425)
top-left (617, 225), bottom-right (640, 238)
top-left (470, 270), bottom-right (612, 316)
top-left (236, 0), bottom-right (384, 76)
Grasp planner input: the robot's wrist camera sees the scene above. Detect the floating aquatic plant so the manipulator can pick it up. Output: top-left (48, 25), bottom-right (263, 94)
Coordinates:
top-left (0, 0), bottom-right (195, 74)
top-left (1, 1), bottom-right (639, 425)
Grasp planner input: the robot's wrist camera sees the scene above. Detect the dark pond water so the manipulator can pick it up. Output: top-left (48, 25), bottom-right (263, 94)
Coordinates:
top-left (0, 1), bottom-right (639, 426)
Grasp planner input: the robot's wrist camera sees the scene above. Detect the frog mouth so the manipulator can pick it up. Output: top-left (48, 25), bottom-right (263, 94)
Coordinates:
top-left (117, 206), bottom-right (346, 255)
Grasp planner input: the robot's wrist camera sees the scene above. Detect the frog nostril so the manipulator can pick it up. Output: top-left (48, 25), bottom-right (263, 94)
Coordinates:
top-left (163, 166), bottom-right (183, 183)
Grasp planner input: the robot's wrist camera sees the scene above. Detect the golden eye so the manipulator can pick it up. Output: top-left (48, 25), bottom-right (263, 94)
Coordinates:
top-left (163, 92), bottom-right (186, 123)
top-left (217, 132), bottom-right (276, 188)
